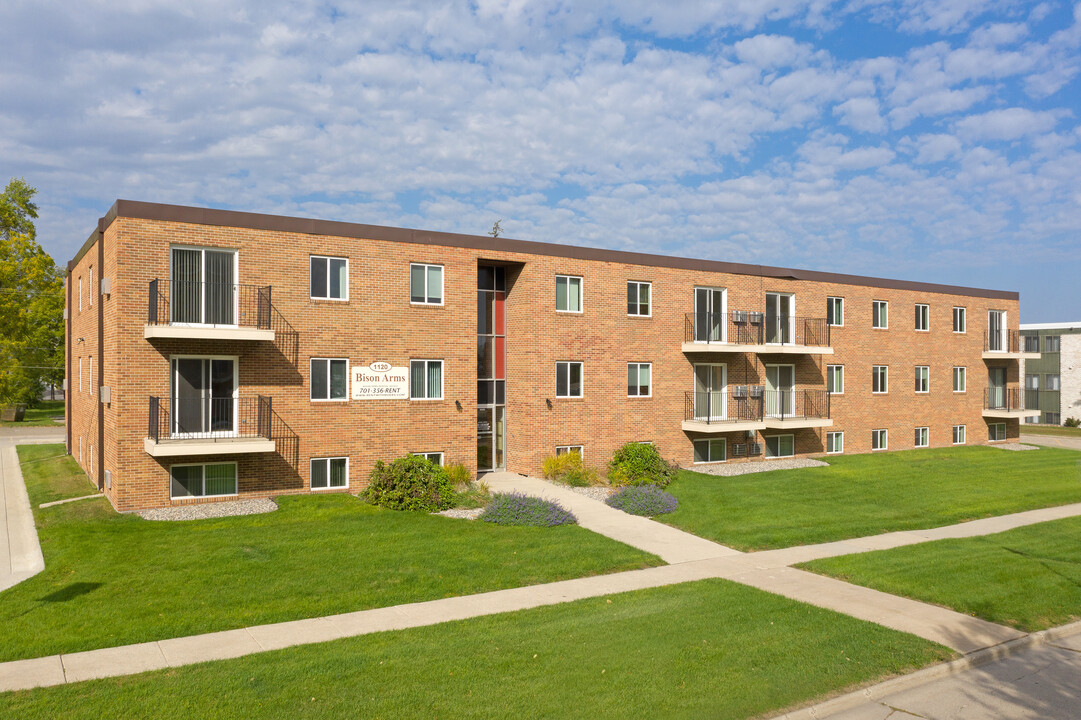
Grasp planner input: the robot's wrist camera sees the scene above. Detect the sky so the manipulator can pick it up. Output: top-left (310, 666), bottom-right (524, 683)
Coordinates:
top-left (2, 1), bottom-right (1079, 322)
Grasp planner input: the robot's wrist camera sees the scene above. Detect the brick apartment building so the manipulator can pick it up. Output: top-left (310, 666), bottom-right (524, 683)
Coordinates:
top-left (66, 200), bottom-right (1038, 512)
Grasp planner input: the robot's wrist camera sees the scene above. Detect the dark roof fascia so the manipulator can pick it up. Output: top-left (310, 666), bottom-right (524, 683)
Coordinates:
top-left (67, 202), bottom-right (119, 274)
top-left (72, 199), bottom-right (1019, 300)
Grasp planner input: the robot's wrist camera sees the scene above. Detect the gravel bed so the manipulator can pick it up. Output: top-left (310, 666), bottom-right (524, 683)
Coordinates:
top-left (138, 498), bottom-right (278, 521)
top-left (566, 485), bottom-right (616, 501)
top-left (435, 507), bottom-right (486, 520)
top-left (687, 457), bottom-right (829, 476)
top-left (993, 442), bottom-right (1040, 452)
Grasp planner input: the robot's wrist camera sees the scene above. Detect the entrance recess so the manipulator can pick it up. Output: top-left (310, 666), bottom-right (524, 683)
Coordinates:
top-left (477, 266), bottom-right (506, 471)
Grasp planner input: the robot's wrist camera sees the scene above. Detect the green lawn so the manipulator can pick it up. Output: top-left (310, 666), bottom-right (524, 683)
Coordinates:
top-left (664, 446), bottom-right (1081, 551)
top-left (0, 400), bottom-right (64, 427)
top-left (0, 445), bottom-right (660, 663)
top-left (0, 579), bottom-right (955, 719)
top-left (1020, 424), bottom-right (1081, 438)
top-left (801, 516), bottom-right (1081, 632)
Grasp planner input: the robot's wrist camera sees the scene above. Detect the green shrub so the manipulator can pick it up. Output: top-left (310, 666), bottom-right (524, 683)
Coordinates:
top-left (607, 442), bottom-right (676, 489)
top-left (445, 462), bottom-right (472, 488)
top-left (453, 480), bottom-right (491, 509)
top-left (480, 493), bottom-right (577, 526)
top-left (606, 485), bottom-right (679, 516)
top-left (542, 452), bottom-right (600, 487)
top-left (1065, 417), bottom-right (1080, 428)
top-left (364, 455), bottom-right (454, 511)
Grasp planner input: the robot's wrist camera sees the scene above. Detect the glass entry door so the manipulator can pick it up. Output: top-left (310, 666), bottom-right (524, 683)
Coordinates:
top-left (765, 293), bottom-right (793, 344)
top-left (694, 287), bottom-right (725, 342)
top-left (694, 364), bottom-right (726, 420)
top-left (172, 358), bottom-right (237, 436)
top-left (765, 364), bottom-right (795, 417)
top-left (171, 247), bottom-right (237, 326)
top-left (477, 266), bottom-right (506, 471)
top-left (988, 367), bottom-right (1006, 409)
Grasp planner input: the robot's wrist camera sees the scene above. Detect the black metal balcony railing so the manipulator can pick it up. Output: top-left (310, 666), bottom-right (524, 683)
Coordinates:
top-left (762, 389), bottom-right (830, 420)
top-left (684, 390), bottom-right (764, 424)
top-left (985, 387), bottom-right (1025, 412)
top-left (148, 396), bottom-right (274, 442)
top-left (983, 328), bottom-right (1023, 354)
top-left (148, 280), bottom-right (278, 330)
top-left (684, 312), bottom-right (831, 347)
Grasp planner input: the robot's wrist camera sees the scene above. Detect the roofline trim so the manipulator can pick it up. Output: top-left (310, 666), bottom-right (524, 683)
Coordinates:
top-left (1020, 322), bottom-right (1081, 330)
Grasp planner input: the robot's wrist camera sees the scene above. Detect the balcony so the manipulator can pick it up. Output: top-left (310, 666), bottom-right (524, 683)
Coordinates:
top-left (145, 396), bottom-right (277, 457)
top-left (762, 389), bottom-right (833, 429)
top-left (145, 280), bottom-right (277, 341)
top-left (982, 387), bottom-right (1030, 419)
top-left (683, 390), bottom-right (766, 433)
top-left (982, 329), bottom-right (1040, 360)
top-left (682, 312), bottom-right (833, 355)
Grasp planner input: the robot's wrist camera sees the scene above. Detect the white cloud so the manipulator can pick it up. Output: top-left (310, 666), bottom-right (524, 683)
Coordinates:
top-left (833, 97), bottom-right (887, 133)
top-left (955, 107), bottom-right (1063, 141)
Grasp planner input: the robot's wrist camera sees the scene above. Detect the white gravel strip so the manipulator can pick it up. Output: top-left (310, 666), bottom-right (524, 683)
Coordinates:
top-left (993, 442), bottom-right (1040, 452)
top-left (687, 457), bottom-right (829, 476)
top-left (435, 507), bottom-right (486, 520)
top-left (138, 498), bottom-right (278, 521)
top-left (566, 485), bottom-right (616, 502)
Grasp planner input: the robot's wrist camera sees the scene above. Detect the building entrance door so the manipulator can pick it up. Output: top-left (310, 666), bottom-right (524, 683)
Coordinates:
top-left (477, 266), bottom-right (506, 472)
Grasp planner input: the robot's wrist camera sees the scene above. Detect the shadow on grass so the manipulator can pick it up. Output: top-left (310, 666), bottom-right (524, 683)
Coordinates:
top-left (39, 582), bottom-right (102, 603)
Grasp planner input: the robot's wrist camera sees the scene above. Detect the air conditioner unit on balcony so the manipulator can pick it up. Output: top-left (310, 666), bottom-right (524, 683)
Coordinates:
top-left (749, 386), bottom-right (764, 398)
top-left (731, 310), bottom-right (748, 324)
top-left (732, 443), bottom-right (747, 457)
top-left (748, 312), bottom-right (764, 324)
top-left (748, 442), bottom-right (763, 456)
top-left (732, 385), bottom-right (748, 398)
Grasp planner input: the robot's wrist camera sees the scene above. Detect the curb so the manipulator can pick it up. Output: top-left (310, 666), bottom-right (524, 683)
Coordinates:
top-left (768, 619), bottom-right (1081, 719)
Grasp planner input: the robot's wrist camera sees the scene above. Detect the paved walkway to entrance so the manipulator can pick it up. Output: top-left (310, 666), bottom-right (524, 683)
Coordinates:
top-left (0, 428), bottom-right (62, 594)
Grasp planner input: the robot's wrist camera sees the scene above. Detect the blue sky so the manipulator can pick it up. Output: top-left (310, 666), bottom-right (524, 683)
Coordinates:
top-left (2, 0), bottom-right (1079, 321)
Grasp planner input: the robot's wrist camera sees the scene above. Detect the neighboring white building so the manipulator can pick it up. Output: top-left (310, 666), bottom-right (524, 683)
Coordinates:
top-left (1020, 322), bottom-right (1081, 425)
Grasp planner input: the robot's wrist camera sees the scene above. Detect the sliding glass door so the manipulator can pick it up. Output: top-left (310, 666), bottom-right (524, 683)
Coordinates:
top-left (171, 247), bottom-right (237, 326)
top-left (171, 357), bottom-right (237, 437)
top-left (693, 364), bottom-right (726, 420)
top-left (694, 287), bottom-right (725, 342)
top-left (765, 364), bottom-right (795, 417)
top-left (765, 293), bottom-right (793, 344)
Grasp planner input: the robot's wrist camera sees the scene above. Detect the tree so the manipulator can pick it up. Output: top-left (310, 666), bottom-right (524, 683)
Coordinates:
top-left (0, 179), bottom-right (64, 409)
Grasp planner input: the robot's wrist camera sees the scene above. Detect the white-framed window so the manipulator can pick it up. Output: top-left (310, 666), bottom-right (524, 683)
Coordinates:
top-left (627, 362), bottom-right (652, 397)
top-left (412, 452), bottom-right (444, 466)
top-left (170, 462), bottom-right (238, 499)
top-left (953, 425), bottom-right (966, 445)
top-left (914, 303), bottom-right (929, 331)
top-left (79, 357), bottom-right (83, 393)
top-left (693, 438), bottom-right (727, 463)
top-left (914, 366), bottom-right (929, 394)
top-left (988, 423), bottom-right (1006, 442)
top-left (555, 445), bottom-right (583, 457)
top-left (78, 276), bottom-right (83, 313)
top-left (627, 281), bottom-right (651, 317)
top-left (826, 297), bottom-right (844, 326)
top-left (1046, 374), bottom-right (1061, 391)
top-left (1045, 335), bottom-right (1061, 352)
top-left (914, 426), bottom-right (929, 448)
top-left (872, 429), bottom-right (888, 451)
top-left (410, 263), bottom-right (443, 305)
top-left (872, 365), bottom-right (888, 394)
top-left (987, 310), bottom-right (1007, 351)
top-left (89, 356), bottom-right (94, 396)
top-left (872, 300), bottom-right (888, 329)
top-left (765, 434), bottom-right (794, 458)
top-left (89, 265), bottom-right (94, 307)
top-left (409, 359), bottom-right (443, 400)
top-left (311, 457), bottom-right (349, 490)
top-left (953, 307), bottom-right (966, 333)
top-left (826, 365), bottom-right (844, 394)
top-left (556, 361), bottom-right (583, 398)
top-left (826, 431), bottom-right (844, 454)
top-left (953, 367), bottom-right (967, 393)
top-left (311, 358), bottom-right (349, 401)
top-left (310, 255), bottom-right (348, 300)
top-left (556, 275), bottom-right (582, 313)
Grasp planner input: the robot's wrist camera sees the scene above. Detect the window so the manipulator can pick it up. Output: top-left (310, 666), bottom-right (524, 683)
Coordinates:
top-left (693, 439), bottom-right (727, 463)
top-left (627, 281), bottom-right (651, 316)
top-left (953, 425), bottom-right (966, 445)
top-left (310, 256), bottom-right (348, 300)
top-left (914, 366), bottom-right (929, 393)
top-left (78, 276), bottom-right (83, 312)
top-left (79, 357), bottom-right (83, 393)
top-left (410, 360), bottom-right (443, 400)
top-left (1046, 374), bottom-right (1061, 391)
top-left (826, 431), bottom-right (844, 454)
top-left (1025, 415), bottom-right (1040, 424)
top-left (311, 358), bottom-right (349, 400)
top-left (987, 310), bottom-right (1006, 351)
top-left (555, 446), bottom-right (583, 457)
top-left (170, 462), bottom-right (237, 498)
top-left (88, 356), bottom-right (94, 396)
top-left (1024, 335), bottom-right (1040, 353)
top-left (1045, 336), bottom-right (1061, 352)
top-left (914, 426), bottom-right (929, 448)
top-left (556, 275), bottom-right (582, 313)
top-left (826, 365), bottom-right (844, 394)
top-left (556, 361), bottom-right (583, 398)
top-left (1046, 412), bottom-right (1061, 425)
top-left (872, 365), bottom-right (888, 394)
top-left (765, 435), bottom-right (794, 458)
top-left (89, 265), bottom-right (94, 307)
top-left (410, 263), bottom-right (443, 305)
top-left (872, 300), bottom-right (888, 329)
top-left (311, 457), bottom-right (348, 490)
top-left (826, 297), bottom-right (844, 326)
top-left (953, 307), bottom-right (966, 333)
top-left (627, 363), bottom-right (651, 397)
top-left (1025, 374), bottom-right (1040, 390)
top-left (412, 452), bottom-right (444, 466)
top-left (914, 304), bottom-right (929, 331)
top-left (988, 423), bottom-right (1006, 441)
top-left (872, 429), bottom-right (888, 451)
top-left (953, 367), bottom-right (967, 393)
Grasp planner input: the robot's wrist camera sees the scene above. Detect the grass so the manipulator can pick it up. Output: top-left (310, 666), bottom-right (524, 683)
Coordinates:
top-left (0, 445), bottom-right (660, 663)
top-left (1020, 424), bottom-right (1081, 438)
top-left (800, 516), bottom-right (1081, 632)
top-left (0, 579), bottom-right (955, 719)
top-left (0, 400), bottom-right (64, 427)
top-left (663, 446), bottom-right (1081, 551)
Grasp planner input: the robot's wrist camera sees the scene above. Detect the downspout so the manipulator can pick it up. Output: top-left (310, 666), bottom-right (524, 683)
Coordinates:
top-left (65, 261), bottom-right (73, 455)
top-left (96, 218), bottom-right (105, 491)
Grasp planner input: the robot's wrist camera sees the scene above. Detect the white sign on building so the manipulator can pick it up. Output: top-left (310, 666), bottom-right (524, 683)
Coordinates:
top-left (352, 361), bottom-right (409, 399)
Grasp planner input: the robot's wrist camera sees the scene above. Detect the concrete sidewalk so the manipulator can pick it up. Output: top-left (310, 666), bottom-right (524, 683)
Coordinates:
top-left (1020, 433), bottom-right (1081, 451)
top-left (0, 444), bottom-right (47, 594)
